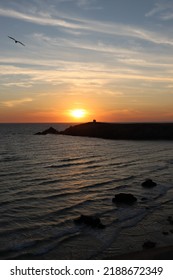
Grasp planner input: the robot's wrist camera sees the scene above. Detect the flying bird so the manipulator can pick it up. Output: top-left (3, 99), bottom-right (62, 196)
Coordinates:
top-left (8, 36), bottom-right (25, 46)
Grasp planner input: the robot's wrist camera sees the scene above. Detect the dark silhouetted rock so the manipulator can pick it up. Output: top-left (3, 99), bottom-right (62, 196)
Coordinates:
top-left (112, 193), bottom-right (137, 205)
top-left (74, 214), bottom-right (105, 229)
top-left (141, 179), bottom-right (157, 188)
top-left (162, 231), bottom-right (169, 235)
top-left (62, 122), bottom-right (173, 140)
top-left (143, 241), bottom-right (156, 249)
top-left (35, 122), bottom-right (173, 140)
top-left (35, 127), bottom-right (59, 135)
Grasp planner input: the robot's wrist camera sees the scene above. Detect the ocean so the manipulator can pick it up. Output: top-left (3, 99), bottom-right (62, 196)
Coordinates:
top-left (0, 123), bottom-right (173, 260)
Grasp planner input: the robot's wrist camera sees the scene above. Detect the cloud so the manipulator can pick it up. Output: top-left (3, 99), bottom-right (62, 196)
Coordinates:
top-left (0, 7), bottom-right (81, 29)
top-left (2, 82), bottom-right (33, 88)
top-left (76, 0), bottom-right (102, 10)
top-left (34, 0), bottom-right (102, 10)
top-left (1, 55), bottom-right (173, 92)
top-left (1, 98), bottom-right (33, 107)
top-left (145, 2), bottom-right (164, 17)
top-left (1, 4), bottom-right (173, 46)
top-left (145, 1), bottom-right (173, 21)
top-left (160, 12), bottom-right (173, 20)
top-left (2, 29), bottom-right (173, 76)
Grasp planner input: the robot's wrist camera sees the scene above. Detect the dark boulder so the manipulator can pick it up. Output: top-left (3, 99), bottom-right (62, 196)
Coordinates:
top-left (167, 216), bottom-right (173, 225)
top-left (141, 179), bottom-right (157, 188)
top-left (162, 231), bottom-right (169, 235)
top-left (74, 214), bottom-right (105, 229)
top-left (35, 127), bottom-right (59, 135)
top-left (112, 193), bottom-right (137, 205)
top-left (143, 241), bottom-right (156, 249)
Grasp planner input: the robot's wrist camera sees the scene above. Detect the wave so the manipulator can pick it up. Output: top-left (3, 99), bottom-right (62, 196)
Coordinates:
top-left (45, 160), bottom-right (104, 169)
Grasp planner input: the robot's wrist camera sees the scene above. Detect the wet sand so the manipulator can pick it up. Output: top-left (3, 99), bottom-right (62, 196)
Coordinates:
top-left (107, 246), bottom-right (173, 260)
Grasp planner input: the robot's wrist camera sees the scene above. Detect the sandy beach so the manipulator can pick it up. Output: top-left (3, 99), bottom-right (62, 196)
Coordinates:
top-left (38, 240), bottom-right (173, 260)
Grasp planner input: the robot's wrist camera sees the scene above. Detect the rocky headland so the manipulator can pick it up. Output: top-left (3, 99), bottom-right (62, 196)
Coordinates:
top-left (35, 122), bottom-right (173, 140)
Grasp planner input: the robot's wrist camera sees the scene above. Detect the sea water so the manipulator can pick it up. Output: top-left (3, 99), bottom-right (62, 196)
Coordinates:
top-left (0, 123), bottom-right (173, 259)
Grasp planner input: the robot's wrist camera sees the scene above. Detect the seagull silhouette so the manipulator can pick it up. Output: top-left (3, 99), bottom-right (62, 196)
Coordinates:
top-left (8, 36), bottom-right (25, 46)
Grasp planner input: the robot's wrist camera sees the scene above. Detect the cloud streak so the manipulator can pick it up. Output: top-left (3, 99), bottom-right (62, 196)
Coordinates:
top-left (145, 1), bottom-right (173, 21)
top-left (1, 5), bottom-right (173, 46)
top-left (0, 7), bottom-right (87, 29)
top-left (1, 98), bottom-right (33, 107)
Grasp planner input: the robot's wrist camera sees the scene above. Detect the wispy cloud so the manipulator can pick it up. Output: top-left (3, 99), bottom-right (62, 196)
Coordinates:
top-left (145, 1), bottom-right (173, 20)
top-left (1, 98), bottom-right (33, 107)
top-left (145, 2), bottom-right (165, 17)
top-left (1, 61), bottom-right (173, 90)
top-left (2, 29), bottom-right (173, 74)
top-left (0, 7), bottom-right (81, 29)
top-left (76, 0), bottom-right (102, 10)
top-left (2, 82), bottom-right (33, 88)
top-left (35, 0), bottom-right (102, 10)
top-left (1, 5), bottom-right (173, 46)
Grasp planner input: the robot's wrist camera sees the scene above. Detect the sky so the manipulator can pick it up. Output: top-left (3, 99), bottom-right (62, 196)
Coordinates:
top-left (1, 0), bottom-right (173, 122)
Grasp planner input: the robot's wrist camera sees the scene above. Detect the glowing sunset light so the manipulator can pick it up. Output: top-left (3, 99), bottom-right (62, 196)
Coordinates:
top-left (70, 109), bottom-right (87, 119)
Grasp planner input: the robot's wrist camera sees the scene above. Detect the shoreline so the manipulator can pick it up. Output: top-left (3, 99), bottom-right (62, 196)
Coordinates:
top-left (13, 245), bottom-right (173, 260)
top-left (16, 202), bottom-right (173, 260)
top-left (105, 245), bottom-right (173, 260)
top-left (9, 187), bottom-right (173, 260)
top-left (94, 200), bottom-right (173, 260)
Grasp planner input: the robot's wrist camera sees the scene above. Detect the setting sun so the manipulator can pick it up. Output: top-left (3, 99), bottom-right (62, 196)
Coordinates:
top-left (70, 109), bottom-right (87, 119)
